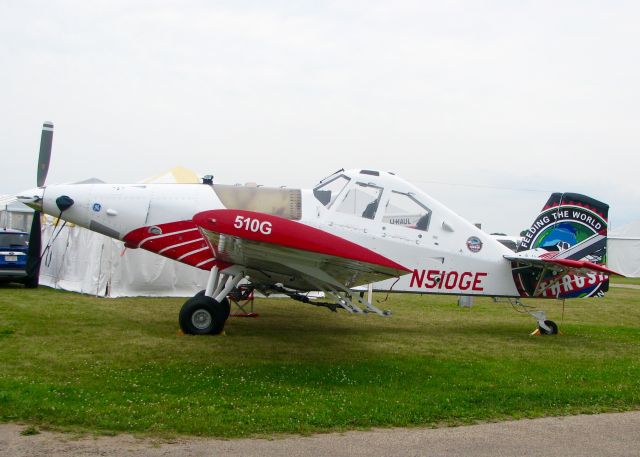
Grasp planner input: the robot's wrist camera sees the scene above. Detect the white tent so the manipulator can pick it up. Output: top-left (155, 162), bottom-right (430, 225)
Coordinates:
top-left (39, 167), bottom-right (208, 297)
top-left (608, 220), bottom-right (640, 278)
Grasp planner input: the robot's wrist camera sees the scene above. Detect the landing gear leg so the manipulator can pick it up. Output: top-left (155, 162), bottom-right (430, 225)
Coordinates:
top-left (178, 267), bottom-right (245, 335)
top-left (497, 298), bottom-right (559, 336)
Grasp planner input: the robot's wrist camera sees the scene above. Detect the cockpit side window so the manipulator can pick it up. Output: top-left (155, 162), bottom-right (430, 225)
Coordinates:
top-left (383, 191), bottom-right (432, 231)
top-left (336, 182), bottom-right (383, 220)
top-left (313, 175), bottom-right (350, 207)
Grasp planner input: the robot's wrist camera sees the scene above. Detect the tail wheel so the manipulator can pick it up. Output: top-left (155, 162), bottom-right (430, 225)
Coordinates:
top-left (538, 320), bottom-right (558, 335)
top-left (179, 294), bottom-right (230, 335)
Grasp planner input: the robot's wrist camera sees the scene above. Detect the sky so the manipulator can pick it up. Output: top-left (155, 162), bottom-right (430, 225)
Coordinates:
top-left (1, 0), bottom-right (638, 234)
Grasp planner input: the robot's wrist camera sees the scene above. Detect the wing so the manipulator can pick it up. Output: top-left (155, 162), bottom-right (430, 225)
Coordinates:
top-left (192, 209), bottom-right (410, 291)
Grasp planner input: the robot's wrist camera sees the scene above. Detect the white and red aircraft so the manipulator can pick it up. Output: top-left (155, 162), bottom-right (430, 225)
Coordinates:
top-left (18, 123), bottom-right (620, 335)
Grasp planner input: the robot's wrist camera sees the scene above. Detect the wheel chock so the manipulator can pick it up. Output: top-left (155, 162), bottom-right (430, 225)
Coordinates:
top-left (530, 328), bottom-right (563, 336)
top-left (177, 329), bottom-right (185, 336)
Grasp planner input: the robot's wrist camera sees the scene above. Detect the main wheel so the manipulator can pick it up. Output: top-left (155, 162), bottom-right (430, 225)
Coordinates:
top-left (538, 320), bottom-right (558, 335)
top-left (194, 290), bottom-right (231, 319)
top-left (179, 295), bottom-right (230, 335)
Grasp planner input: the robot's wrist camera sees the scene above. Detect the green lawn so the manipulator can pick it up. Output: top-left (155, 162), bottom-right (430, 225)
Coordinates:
top-left (0, 285), bottom-right (639, 437)
top-left (611, 276), bottom-right (640, 286)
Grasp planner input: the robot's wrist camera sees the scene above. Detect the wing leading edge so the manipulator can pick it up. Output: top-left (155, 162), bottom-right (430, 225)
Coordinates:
top-left (193, 209), bottom-right (410, 291)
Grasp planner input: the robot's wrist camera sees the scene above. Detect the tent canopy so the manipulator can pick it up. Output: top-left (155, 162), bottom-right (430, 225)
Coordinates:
top-left (608, 220), bottom-right (640, 278)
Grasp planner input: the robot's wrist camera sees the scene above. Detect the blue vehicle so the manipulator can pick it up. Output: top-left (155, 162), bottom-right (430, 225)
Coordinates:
top-left (0, 228), bottom-right (36, 287)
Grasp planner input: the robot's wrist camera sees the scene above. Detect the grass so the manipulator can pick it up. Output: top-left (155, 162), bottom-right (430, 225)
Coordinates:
top-left (0, 284), bottom-right (639, 437)
top-left (610, 276), bottom-right (640, 286)
top-left (19, 425), bottom-right (39, 436)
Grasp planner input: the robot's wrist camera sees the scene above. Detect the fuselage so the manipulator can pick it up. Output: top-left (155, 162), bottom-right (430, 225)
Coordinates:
top-left (19, 169), bottom-right (520, 297)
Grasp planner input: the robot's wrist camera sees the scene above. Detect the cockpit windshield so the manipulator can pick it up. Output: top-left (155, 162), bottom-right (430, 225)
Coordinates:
top-left (313, 175), bottom-right (350, 207)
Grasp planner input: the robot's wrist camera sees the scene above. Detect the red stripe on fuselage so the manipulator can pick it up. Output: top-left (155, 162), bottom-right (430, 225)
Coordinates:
top-left (122, 220), bottom-right (225, 270)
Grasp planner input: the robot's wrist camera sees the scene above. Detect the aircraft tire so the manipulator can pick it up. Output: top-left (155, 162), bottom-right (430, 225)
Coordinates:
top-left (194, 290), bottom-right (231, 319)
top-left (538, 320), bottom-right (558, 335)
top-left (179, 295), bottom-right (230, 335)
top-left (193, 291), bottom-right (231, 319)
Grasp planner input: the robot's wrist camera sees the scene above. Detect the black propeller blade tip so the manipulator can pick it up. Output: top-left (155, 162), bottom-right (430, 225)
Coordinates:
top-left (37, 121), bottom-right (54, 187)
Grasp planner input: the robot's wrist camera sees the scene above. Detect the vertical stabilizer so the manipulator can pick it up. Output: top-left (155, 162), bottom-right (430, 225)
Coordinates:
top-left (519, 192), bottom-right (608, 258)
top-left (514, 192), bottom-right (609, 298)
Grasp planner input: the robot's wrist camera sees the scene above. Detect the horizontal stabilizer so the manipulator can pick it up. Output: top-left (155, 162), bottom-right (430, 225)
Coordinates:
top-left (505, 249), bottom-right (623, 277)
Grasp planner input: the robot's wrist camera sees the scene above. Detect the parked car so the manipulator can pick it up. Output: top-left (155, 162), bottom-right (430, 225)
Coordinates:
top-left (0, 228), bottom-right (36, 287)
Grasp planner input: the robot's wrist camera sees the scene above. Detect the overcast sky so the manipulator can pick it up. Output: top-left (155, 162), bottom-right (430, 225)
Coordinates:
top-left (1, 1), bottom-right (638, 234)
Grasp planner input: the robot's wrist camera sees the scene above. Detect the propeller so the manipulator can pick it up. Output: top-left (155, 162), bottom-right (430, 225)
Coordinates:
top-left (24, 122), bottom-right (54, 288)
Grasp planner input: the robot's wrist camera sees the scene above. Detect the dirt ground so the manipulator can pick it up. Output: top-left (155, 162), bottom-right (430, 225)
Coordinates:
top-left (2, 411), bottom-right (639, 457)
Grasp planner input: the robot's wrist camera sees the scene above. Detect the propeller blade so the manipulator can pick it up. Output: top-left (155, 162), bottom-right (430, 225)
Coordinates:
top-left (25, 121), bottom-right (53, 288)
top-left (25, 211), bottom-right (42, 288)
top-left (37, 121), bottom-right (54, 187)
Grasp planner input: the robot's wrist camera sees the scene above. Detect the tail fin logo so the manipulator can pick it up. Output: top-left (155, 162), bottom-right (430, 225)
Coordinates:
top-left (515, 193), bottom-right (610, 298)
top-left (520, 194), bottom-right (608, 254)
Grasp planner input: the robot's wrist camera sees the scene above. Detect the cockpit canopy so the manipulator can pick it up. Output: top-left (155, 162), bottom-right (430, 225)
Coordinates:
top-left (313, 169), bottom-right (432, 231)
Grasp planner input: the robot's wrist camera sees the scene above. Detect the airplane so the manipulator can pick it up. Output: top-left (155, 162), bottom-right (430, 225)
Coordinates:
top-left (17, 122), bottom-right (621, 336)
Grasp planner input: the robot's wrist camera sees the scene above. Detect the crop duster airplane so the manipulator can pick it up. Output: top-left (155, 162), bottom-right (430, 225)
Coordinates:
top-left (18, 123), bottom-right (620, 336)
